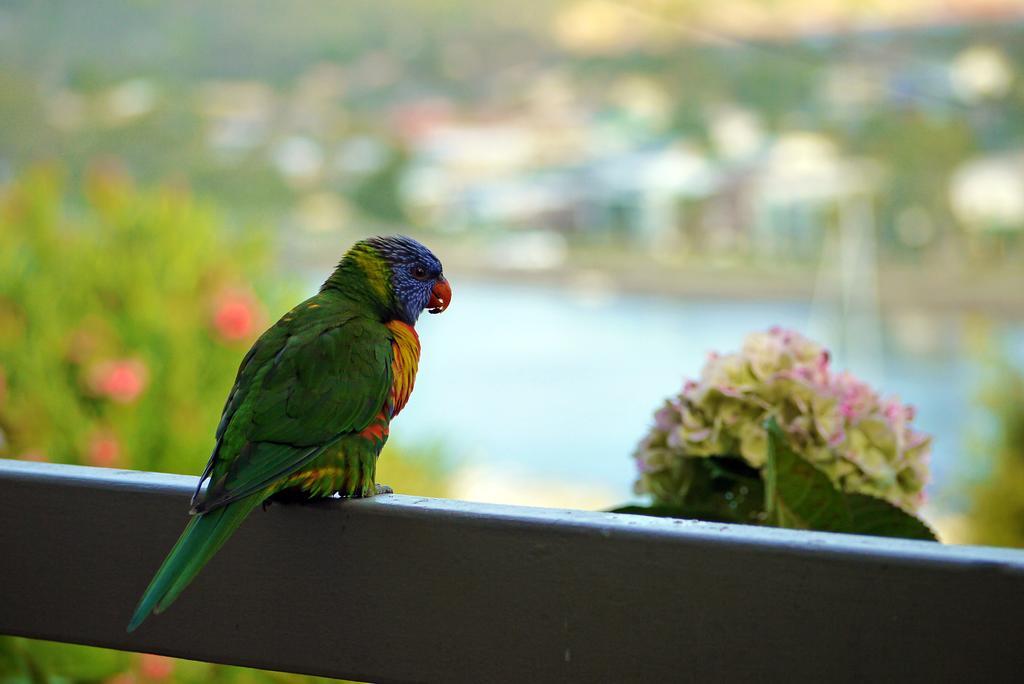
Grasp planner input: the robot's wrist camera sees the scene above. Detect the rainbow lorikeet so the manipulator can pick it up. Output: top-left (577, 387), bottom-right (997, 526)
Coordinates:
top-left (127, 235), bottom-right (451, 632)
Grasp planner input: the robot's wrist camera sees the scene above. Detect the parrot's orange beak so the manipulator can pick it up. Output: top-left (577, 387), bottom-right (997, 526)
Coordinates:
top-left (428, 277), bottom-right (451, 314)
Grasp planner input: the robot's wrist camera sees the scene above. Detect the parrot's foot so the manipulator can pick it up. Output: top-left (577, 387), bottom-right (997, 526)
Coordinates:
top-left (335, 483), bottom-right (392, 500)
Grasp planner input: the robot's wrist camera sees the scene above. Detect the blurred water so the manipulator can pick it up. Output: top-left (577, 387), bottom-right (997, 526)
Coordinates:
top-left (389, 280), bottom-right (999, 504)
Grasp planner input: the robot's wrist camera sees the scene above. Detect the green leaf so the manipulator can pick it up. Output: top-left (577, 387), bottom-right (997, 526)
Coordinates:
top-left (613, 456), bottom-right (766, 526)
top-left (841, 494), bottom-right (940, 540)
top-left (764, 418), bottom-right (938, 541)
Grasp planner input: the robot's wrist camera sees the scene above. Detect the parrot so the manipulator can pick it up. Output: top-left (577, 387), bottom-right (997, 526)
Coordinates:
top-left (127, 235), bottom-right (451, 632)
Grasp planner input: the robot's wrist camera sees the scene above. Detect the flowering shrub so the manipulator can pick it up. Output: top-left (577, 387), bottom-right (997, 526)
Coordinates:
top-left (0, 166), bottom-right (272, 473)
top-left (632, 328), bottom-right (932, 526)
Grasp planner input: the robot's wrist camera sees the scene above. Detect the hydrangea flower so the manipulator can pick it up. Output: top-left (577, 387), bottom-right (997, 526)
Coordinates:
top-left (634, 328), bottom-right (931, 512)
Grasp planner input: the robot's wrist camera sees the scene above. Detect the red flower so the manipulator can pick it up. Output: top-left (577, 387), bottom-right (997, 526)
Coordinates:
top-left (105, 673), bottom-right (137, 684)
top-left (211, 288), bottom-right (263, 342)
top-left (89, 358), bottom-right (149, 404)
top-left (87, 431), bottom-right (121, 468)
top-left (139, 654), bottom-right (175, 681)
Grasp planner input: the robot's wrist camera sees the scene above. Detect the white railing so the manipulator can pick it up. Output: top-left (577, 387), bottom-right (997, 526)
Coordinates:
top-left (1, 458), bottom-right (1023, 682)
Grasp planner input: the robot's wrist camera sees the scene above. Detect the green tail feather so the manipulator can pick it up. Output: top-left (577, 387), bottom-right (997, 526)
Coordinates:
top-left (127, 496), bottom-right (260, 632)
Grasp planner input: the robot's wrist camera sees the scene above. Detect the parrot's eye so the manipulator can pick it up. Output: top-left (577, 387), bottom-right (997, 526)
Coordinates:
top-left (410, 265), bottom-right (430, 281)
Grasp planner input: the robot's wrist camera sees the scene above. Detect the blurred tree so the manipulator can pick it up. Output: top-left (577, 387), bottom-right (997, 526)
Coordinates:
top-left (967, 361), bottom-right (1024, 548)
top-left (842, 110), bottom-right (975, 254)
top-left (349, 145), bottom-right (410, 225)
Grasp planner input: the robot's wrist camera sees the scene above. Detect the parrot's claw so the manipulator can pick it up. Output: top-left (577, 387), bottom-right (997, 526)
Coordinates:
top-left (336, 484), bottom-right (392, 499)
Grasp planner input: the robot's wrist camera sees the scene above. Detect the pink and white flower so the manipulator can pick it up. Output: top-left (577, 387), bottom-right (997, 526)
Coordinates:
top-left (634, 328), bottom-right (931, 512)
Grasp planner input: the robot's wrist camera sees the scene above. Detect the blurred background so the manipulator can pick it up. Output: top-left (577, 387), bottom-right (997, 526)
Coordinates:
top-left (2, 0), bottom-right (1024, 680)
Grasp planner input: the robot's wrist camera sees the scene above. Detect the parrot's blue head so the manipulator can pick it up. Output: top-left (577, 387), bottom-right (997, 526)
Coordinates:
top-left (360, 235), bottom-right (451, 325)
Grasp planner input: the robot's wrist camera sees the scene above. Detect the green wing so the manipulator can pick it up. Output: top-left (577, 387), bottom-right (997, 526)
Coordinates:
top-left (190, 297), bottom-right (393, 513)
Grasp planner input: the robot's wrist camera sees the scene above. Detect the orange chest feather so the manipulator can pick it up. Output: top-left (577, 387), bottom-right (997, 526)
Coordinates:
top-left (384, 320), bottom-right (421, 418)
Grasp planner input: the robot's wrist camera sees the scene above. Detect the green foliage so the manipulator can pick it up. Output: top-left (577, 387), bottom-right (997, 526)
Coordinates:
top-left (0, 165), bottom-right (273, 473)
top-left (612, 456), bottom-right (766, 525)
top-left (0, 637), bottom-right (356, 684)
top-left (0, 168), bottom-right (447, 682)
top-left (967, 362), bottom-right (1024, 548)
top-left (349, 146), bottom-right (410, 225)
top-left (0, 638), bottom-right (130, 682)
top-left (763, 419), bottom-right (937, 541)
